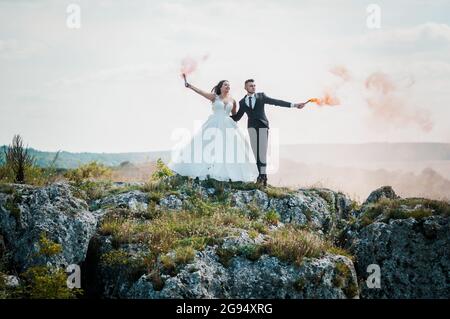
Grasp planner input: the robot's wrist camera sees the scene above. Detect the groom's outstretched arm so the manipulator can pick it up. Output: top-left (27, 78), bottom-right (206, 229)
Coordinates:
top-left (262, 92), bottom-right (293, 108)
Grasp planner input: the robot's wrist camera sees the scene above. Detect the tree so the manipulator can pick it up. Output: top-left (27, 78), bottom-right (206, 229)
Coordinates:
top-left (3, 135), bottom-right (35, 184)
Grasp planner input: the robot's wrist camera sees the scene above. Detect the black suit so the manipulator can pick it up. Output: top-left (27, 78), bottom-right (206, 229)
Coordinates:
top-left (231, 92), bottom-right (292, 177)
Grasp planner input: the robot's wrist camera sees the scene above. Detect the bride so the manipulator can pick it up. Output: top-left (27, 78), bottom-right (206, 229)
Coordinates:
top-left (168, 80), bottom-right (259, 182)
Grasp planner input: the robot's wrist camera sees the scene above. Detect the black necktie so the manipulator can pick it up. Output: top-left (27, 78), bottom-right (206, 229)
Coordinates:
top-left (249, 96), bottom-right (253, 109)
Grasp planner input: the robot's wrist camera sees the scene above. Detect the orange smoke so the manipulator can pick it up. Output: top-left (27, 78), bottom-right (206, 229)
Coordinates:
top-left (308, 91), bottom-right (340, 106)
top-left (364, 72), bottom-right (433, 132)
top-left (308, 66), bottom-right (349, 106)
top-left (330, 66), bottom-right (352, 82)
top-left (365, 72), bottom-right (396, 94)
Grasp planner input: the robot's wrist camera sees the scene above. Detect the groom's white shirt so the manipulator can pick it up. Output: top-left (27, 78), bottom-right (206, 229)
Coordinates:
top-left (245, 93), bottom-right (296, 108)
top-left (245, 93), bottom-right (257, 108)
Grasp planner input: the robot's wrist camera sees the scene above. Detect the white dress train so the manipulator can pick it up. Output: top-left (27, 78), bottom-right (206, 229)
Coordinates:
top-left (168, 96), bottom-right (259, 182)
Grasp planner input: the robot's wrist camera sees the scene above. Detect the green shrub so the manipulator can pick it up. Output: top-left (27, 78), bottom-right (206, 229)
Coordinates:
top-left (407, 209), bottom-right (434, 219)
top-left (332, 261), bottom-right (350, 288)
top-left (201, 178), bottom-right (228, 201)
top-left (174, 246), bottom-right (195, 265)
top-left (228, 181), bottom-right (260, 191)
top-left (160, 254), bottom-right (176, 274)
top-left (23, 166), bottom-right (47, 186)
top-left (216, 247), bottom-right (237, 267)
top-left (5, 190), bottom-right (22, 221)
top-left (2, 135), bottom-right (35, 184)
top-left (151, 159), bottom-right (174, 181)
top-left (97, 196), bottom-right (268, 273)
top-left (248, 229), bottom-right (259, 240)
top-left (148, 190), bottom-right (164, 203)
top-left (238, 244), bottom-right (263, 261)
top-left (265, 186), bottom-right (292, 199)
top-left (77, 180), bottom-right (113, 201)
top-left (0, 165), bottom-right (14, 183)
top-left (343, 280), bottom-right (359, 298)
top-left (100, 249), bottom-right (130, 267)
top-left (37, 233), bottom-right (62, 257)
top-left (0, 161), bottom-right (51, 186)
top-left (183, 196), bottom-right (217, 217)
top-left (20, 233), bottom-right (82, 299)
top-left (263, 225), bottom-right (326, 266)
top-left (252, 221), bottom-right (269, 235)
top-left (326, 245), bottom-right (354, 261)
top-left (400, 198), bottom-right (450, 216)
top-left (22, 266), bottom-right (81, 299)
top-left (0, 182), bottom-right (15, 194)
top-left (264, 210), bottom-right (280, 226)
top-left (175, 236), bottom-right (216, 251)
top-left (360, 197), bottom-right (448, 226)
top-left (247, 201), bottom-right (262, 220)
top-left (315, 190), bottom-right (334, 205)
top-left (332, 261), bottom-right (359, 298)
top-left (64, 161), bottom-right (112, 184)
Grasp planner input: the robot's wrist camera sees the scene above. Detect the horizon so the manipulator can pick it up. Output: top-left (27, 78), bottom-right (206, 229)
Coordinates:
top-left (2, 140), bottom-right (450, 155)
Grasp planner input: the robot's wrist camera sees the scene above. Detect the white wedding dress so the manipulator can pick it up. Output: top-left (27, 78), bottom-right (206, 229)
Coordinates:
top-left (168, 95), bottom-right (259, 182)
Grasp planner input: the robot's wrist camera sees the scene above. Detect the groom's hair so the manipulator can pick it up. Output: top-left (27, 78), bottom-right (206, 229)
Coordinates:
top-left (245, 79), bottom-right (255, 85)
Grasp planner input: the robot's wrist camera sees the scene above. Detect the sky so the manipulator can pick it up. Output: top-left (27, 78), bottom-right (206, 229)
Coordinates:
top-left (0, 0), bottom-right (449, 153)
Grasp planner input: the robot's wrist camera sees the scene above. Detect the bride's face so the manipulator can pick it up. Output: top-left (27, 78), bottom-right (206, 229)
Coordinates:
top-left (221, 81), bottom-right (230, 94)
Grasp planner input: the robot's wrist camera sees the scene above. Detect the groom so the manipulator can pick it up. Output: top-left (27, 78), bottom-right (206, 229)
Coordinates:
top-left (231, 79), bottom-right (305, 186)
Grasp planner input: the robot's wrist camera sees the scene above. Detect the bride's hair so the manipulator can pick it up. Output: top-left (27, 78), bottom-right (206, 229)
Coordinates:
top-left (211, 80), bottom-right (228, 95)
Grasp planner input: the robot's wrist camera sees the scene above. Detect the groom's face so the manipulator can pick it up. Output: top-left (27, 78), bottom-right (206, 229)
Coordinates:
top-left (245, 81), bottom-right (256, 94)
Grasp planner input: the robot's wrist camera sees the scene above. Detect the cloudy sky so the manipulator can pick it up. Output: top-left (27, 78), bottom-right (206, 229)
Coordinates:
top-left (1, 0), bottom-right (449, 152)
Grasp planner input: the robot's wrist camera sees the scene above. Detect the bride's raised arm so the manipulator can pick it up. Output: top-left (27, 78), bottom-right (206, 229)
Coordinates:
top-left (185, 82), bottom-right (216, 102)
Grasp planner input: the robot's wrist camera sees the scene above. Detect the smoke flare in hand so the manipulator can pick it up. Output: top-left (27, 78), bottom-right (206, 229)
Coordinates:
top-left (308, 91), bottom-right (340, 106)
top-left (307, 66), bottom-right (348, 107)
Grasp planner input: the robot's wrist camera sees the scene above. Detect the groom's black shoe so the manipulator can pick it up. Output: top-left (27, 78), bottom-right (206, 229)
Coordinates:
top-left (256, 175), bottom-right (262, 185)
top-left (261, 174), bottom-right (268, 187)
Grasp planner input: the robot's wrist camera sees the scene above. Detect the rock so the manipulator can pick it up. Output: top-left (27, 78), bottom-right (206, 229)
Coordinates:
top-left (127, 246), bottom-right (358, 299)
top-left (0, 234), bottom-right (5, 258)
top-left (3, 275), bottom-right (20, 288)
top-left (159, 195), bottom-right (183, 210)
top-left (230, 189), bottom-right (269, 210)
top-left (363, 186), bottom-right (399, 205)
top-left (1, 178), bottom-right (447, 300)
top-left (123, 229), bottom-right (359, 299)
top-left (221, 230), bottom-right (266, 250)
top-left (206, 188), bottom-right (216, 196)
top-left (0, 182), bottom-right (98, 271)
top-left (423, 216), bottom-right (443, 239)
top-left (229, 188), bottom-right (353, 235)
top-left (92, 190), bottom-right (149, 211)
top-left (349, 216), bottom-right (450, 299)
top-left (95, 227), bottom-right (359, 299)
top-left (86, 235), bottom-right (149, 299)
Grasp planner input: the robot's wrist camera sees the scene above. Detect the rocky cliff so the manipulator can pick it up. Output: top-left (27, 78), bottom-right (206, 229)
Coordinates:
top-left (0, 177), bottom-right (448, 299)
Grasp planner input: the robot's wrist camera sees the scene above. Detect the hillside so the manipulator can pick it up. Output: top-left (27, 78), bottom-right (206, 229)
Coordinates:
top-left (0, 146), bottom-right (170, 169)
top-left (0, 175), bottom-right (448, 299)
